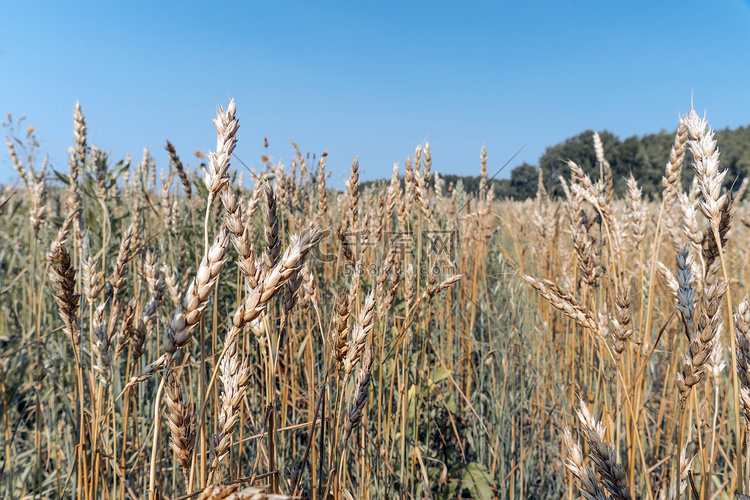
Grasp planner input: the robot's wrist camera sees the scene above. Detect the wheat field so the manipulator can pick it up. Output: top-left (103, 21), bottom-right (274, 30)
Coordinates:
top-left (0, 99), bottom-right (748, 500)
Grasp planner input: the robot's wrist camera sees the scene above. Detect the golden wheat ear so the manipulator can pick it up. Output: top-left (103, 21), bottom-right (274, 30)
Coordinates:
top-left (164, 371), bottom-right (195, 486)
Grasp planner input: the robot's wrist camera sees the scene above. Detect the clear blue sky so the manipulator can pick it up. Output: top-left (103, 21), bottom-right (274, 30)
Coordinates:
top-left (1, 1), bottom-right (749, 188)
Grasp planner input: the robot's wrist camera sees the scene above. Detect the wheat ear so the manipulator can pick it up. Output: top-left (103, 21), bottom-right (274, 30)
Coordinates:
top-left (209, 336), bottom-right (251, 476)
top-left (522, 275), bottom-right (600, 335)
top-left (344, 345), bottom-right (374, 447)
top-left (166, 140), bottom-right (192, 200)
top-left (127, 228), bottom-right (230, 387)
top-left (198, 484), bottom-right (292, 500)
top-left (563, 428), bottom-right (608, 500)
top-left (164, 370), bottom-right (196, 485)
top-left (343, 292), bottom-right (376, 378)
top-left (47, 239), bottom-right (81, 351)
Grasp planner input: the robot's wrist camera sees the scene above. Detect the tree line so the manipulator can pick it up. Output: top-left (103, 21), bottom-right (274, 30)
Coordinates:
top-left (434, 124), bottom-right (750, 200)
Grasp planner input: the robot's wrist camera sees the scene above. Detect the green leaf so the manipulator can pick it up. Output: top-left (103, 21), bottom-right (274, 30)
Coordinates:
top-left (52, 168), bottom-right (71, 186)
top-left (194, 178), bottom-right (208, 198)
top-left (430, 365), bottom-right (450, 385)
top-left (113, 159), bottom-right (131, 179)
top-left (296, 332), bottom-right (311, 363)
top-left (407, 384), bottom-right (417, 406)
top-left (443, 480), bottom-right (459, 499)
top-left (444, 393), bottom-right (458, 414)
top-left (460, 463), bottom-right (494, 500)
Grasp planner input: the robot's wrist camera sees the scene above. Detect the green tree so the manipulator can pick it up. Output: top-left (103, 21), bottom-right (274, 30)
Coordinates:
top-left (538, 130), bottom-right (619, 198)
top-left (363, 123), bottom-right (750, 202)
top-left (508, 162), bottom-right (538, 200)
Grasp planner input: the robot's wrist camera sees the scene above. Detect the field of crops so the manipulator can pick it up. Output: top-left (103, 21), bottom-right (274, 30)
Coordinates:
top-left (1, 99), bottom-right (749, 500)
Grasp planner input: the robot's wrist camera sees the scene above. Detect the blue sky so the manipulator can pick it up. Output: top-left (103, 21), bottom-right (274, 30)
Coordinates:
top-left (1, 1), bottom-right (749, 188)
